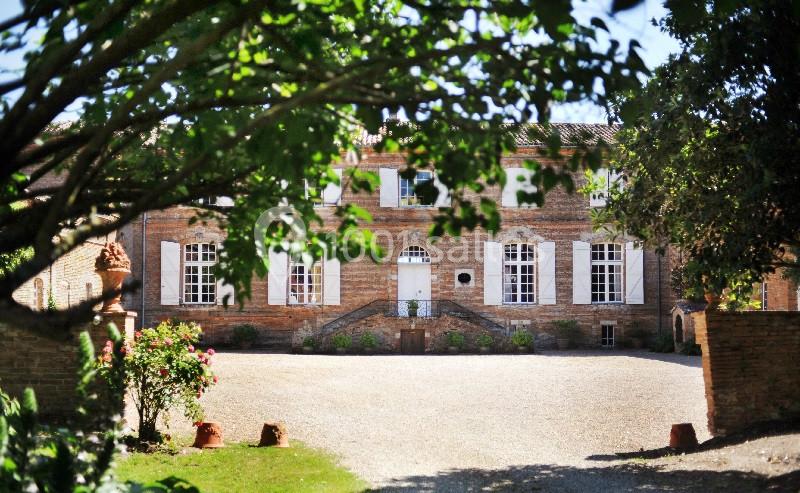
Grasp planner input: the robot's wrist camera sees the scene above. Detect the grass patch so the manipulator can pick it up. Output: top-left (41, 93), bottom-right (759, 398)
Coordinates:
top-left (114, 442), bottom-right (368, 492)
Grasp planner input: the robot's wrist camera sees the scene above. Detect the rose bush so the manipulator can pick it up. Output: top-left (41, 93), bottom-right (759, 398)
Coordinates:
top-left (100, 319), bottom-right (217, 443)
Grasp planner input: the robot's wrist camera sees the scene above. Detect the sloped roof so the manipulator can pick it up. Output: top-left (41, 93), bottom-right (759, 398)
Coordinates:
top-left (355, 122), bottom-right (619, 148)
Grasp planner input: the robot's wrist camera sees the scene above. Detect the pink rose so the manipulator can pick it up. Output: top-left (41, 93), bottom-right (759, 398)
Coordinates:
top-left (102, 353), bottom-right (112, 363)
top-left (206, 348), bottom-right (215, 356)
top-left (213, 375), bottom-right (219, 384)
top-left (187, 345), bottom-right (195, 352)
top-left (134, 331), bottom-right (142, 339)
top-left (164, 338), bottom-right (173, 346)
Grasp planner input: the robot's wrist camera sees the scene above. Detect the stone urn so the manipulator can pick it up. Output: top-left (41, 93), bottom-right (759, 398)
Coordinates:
top-left (95, 242), bottom-right (131, 313)
top-left (192, 421), bottom-right (225, 448)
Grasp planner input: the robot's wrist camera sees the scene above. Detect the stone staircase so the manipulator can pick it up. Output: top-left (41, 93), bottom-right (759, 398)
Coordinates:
top-left (319, 299), bottom-right (506, 336)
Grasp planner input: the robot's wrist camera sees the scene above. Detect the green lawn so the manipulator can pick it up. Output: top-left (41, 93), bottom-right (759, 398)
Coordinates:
top-left (114, 442), bottom-right (369, 492)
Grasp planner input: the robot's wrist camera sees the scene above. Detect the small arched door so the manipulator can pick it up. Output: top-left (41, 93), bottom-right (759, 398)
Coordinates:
top-left (397, 246), bottom-right (432, 316)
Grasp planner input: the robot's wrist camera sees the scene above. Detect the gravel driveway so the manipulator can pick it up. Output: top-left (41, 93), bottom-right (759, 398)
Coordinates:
top-left (147, 350), bottom-right (724, 489)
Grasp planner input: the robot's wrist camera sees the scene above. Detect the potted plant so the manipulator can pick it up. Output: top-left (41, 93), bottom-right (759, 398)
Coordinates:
top-left (407, 299), bottom-right (419, 318)
top-left (510, 329), bottom-right (533, 352)
top-left (359, 332), bottom-right (378, 354)
top-left (553, 320), bottom-right (580, 350)
top-left (231, 324), bottom-right (258, 349)
top-left (626, 327), bottom-right (649, 349)
top-left (447, 331), bottom-right (465, 354)
top-left (476, 333), bottom-right (493, 354)
top-left (301, 336), bottom-right (316, 354)
top-left (332, 333), bottom-right (352, 354)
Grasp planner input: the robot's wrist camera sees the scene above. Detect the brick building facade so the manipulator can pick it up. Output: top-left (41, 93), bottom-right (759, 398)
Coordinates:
top-left (119, 124), bottom-right (679, 351)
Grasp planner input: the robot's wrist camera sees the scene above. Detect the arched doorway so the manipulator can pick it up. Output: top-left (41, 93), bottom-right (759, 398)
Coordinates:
top-left (397, 246), bottom-right (431, 317)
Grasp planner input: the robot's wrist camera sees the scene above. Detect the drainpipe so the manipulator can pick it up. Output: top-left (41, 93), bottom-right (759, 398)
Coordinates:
top-left (657, 253), bottom-right (662, 335)
top-left (141, 212), bottom-right (147, 328)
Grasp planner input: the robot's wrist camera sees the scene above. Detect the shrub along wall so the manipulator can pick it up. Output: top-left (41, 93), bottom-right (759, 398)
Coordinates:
top-left (0, 312), bottom-right (135, 418)
top-left (693, 310), bottom-right (800, 436)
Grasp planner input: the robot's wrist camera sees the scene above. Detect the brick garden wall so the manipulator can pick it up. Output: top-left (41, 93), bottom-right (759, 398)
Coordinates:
top-left (693, 310), bottom-right (800, 436)
top-left (0, 312), bottom-right (135, 418)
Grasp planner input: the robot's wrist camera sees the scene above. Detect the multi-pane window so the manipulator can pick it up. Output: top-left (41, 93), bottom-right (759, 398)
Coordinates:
top-left (601, 324), bottom-right (615, 347)
top-left (184, 243), bottom-right (216, 304)
top-left (305, 179), bottom-right (324, 207)
top-left (591, 243), bottom-right (623, 303)
top-left (503, 243), bottom-right (536, 304)
top-left (289, 261), bottom-right (322, 305)
top-left (398, 245), bottom-right (431, 263)
top-left (589, 168), bottom-right (623, 207)
top-left (399, 171), bottom-right (433, 207)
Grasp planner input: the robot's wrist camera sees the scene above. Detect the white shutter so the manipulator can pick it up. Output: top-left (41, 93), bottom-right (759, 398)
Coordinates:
top-left (379, 168), bottom-right (398, 207)
top-left (323, 257), bottom-right (341, 305)
top-left (160, 241), bottom-right (180, 305)
top-left (538, 241), bottom-right (556, 305)
top-left (433, 174), bottom-right (451, 207)
top-left (267, 250), bottom-right (288, 305)
top-left (572, 241), bottom-right (591, 304)
top-left (483, 241), bottom-right (503, 305)
top-left (502, 168), bottom-right (537, 208)
top-left (216, 243), bottom-right (235, 306)
top-left (323, 168), bottom-right (343, 206)
top-left (625, 242), bottom-right (644, 304)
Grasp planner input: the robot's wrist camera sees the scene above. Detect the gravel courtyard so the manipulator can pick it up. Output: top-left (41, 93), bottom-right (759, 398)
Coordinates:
top-left (154, 350), bottom-right (727, 488)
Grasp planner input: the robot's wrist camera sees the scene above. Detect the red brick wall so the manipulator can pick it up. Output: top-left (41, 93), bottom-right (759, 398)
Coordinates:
top-left (693, 310), bottom-right (800, 436)
top-left (12, 233), bottom-right (117, 311)
top-left (0, 312), bottom-right (135, 418)
top-left (121, 147), bottom-right (676, 346)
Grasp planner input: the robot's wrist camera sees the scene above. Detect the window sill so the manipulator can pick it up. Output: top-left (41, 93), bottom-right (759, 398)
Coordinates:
top-left (502, 302), bottom-right (537, 306)
top-left (591, 302), bottom-right (624, 305)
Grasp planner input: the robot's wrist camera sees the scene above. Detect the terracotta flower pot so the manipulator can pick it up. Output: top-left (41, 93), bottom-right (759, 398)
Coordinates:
top-left (516, 345), bottom-right (529, 353)
top-left (363, 347), bottom-right (374, 354)
top-left (556, 338), bottom-right (570, 350)
top-left (259, 422), bottom-right (289, 448)
top-left (669, 423), bottom-right (698, 449)
top-left (192, 421), bottom-right (224, 448)
top-left (335, 347), bottom-right (348, 354)
top-left (302, 346), bottom-right (314, 354)
top-left (96, 268), bottom-right (130, 313)
top-left (448, 346), bottom-right (460, 354)
top-left (479, 346), bottom-right (491, 354)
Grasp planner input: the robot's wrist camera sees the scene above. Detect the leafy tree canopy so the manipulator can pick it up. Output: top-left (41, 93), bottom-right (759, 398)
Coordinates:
top-left (0, 0), bottom-right (647, 336)
top-left (602, 0), bottom-right (800, 303)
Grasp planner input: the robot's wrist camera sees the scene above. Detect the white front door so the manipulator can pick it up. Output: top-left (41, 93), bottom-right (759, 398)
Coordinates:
top-left (398, 263), bottom-right (432, 316)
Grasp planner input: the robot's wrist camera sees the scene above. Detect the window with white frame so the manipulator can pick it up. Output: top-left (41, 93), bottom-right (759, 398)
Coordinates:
top-left (288, 260), bottom-right (322, 305)
top-left (399, 171), bottom-right (433, 207)
top-left (503, 243), bottom-right (536, 304)
top-left (398, 245), bottom-right (431, 263)
top-left (304, 179), bottom-right (323, 207)
top-left (589, 168), bottom-right (623, 207)
top-left (184, 243), bottom-right (216, 304)
top-left (601, 324), bottom-right (615, 347)
top-left (591, 243), bottom-right (623, 303)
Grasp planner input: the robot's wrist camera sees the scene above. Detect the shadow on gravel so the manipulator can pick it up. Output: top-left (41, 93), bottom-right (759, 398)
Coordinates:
top-left (535, 350), bottom-right (703, 368)
top-left (372, 463), bottom-right (799, 493)
top-left (588, 422), bottom-right (800, 461)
